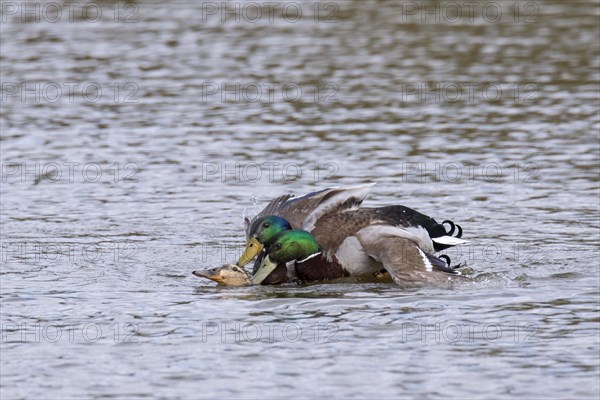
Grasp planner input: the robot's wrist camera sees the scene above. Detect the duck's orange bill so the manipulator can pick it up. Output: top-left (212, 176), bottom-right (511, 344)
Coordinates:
top-left (192, 269), bottom-right (222, 283)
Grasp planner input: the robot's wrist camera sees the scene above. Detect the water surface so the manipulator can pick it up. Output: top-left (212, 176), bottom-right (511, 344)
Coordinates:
top-left (1, 1), bottom-right (599, 398)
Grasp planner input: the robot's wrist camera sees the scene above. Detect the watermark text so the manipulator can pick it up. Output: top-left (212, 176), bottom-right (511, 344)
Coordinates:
top-left (2, 162), bottom-right (140, 184)
top-left (1, 82), bottom-right (139, 104)
top-left (1, 2), bottom-right (139, 23)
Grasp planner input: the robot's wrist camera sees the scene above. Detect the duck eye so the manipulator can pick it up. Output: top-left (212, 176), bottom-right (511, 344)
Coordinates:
top-left (263, 222), bottom-right (270, 228)
top-left (232, 266), bottom-right (239, 272)
top-left (275, 243), bottom-right (282, 249)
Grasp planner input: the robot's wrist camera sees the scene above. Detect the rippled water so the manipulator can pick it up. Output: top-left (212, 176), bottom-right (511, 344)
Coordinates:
top-left (1, 0), bottom-right (599, 398)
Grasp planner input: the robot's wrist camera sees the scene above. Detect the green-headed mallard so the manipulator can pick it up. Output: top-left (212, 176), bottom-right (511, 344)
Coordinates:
top-left (239, 184), bottom-right (467, 287)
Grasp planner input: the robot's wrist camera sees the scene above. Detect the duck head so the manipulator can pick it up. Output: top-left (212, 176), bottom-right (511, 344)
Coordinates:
top-left (238, 215), bottom-right (292, 267)
top-left (193, 264), bottom-right (251, 286)
top-left (251, 230), bottom-right (322, 284)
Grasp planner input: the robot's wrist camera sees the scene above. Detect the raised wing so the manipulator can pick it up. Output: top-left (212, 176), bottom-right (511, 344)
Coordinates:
top-left (244, 194), bottom-right (293, 238)
top-left (245, 184), bottom-right (375, 238)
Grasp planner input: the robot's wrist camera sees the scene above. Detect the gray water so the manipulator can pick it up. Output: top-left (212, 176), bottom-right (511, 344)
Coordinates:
top-left (1, 0), bottom-right (599, 398)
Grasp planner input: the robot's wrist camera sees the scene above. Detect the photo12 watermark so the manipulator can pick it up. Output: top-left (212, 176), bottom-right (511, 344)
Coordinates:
top-left (399, 321), bottom-right (539, 343)
top-left (1, 162), bottom-right (140, 184)
top-left (0, 81), bottom-right (139, 104)
top-left (398, 162), bottom-right (539, 184)
top-left (200, 82), bottom-right (338, 103)
top-left (1, 82), bottom-right (139, 104)
top-left (1, 2), bottom-right (139, 23)
top-left (1, 322), bottom-right (140, 344)
top-left (397, 1), bottom-right (539, 24)
top-left (439, 241), bottom-right (541, 266)
top-left (198, 2), bottom-right (341, 24)
top-left (398, 82), bottom-right (538, 104)
top-left (199, 321), bottom-right (339, 343)
top-left (1, 241), bottom-right (140, 265)
top-left (199, 161), bottom-right (340, 184)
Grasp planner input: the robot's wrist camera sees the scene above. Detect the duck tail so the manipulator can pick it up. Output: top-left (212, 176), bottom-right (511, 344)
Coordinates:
top-left (432, 219), bottom-right (467, 251)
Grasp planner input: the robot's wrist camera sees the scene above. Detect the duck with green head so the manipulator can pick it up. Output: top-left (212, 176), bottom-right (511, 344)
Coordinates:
top-left (239, 185), bottom-right (468, 287)
top-left (241, 215), bottom-right (295, 284)
top-left (250, 229), bottom-right (348, 285)
top-left (240, 215), bottom-right (292, 266)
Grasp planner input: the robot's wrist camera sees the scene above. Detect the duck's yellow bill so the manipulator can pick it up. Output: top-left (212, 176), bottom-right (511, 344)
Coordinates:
top-left (250, 255), bottom-right (278, 285)
top-left (238, 237), bottom-right (263, 266)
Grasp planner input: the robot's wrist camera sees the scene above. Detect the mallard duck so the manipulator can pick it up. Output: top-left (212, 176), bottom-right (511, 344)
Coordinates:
top-left (239, 184), bottom-right (467, 287)
top-left (192, 264), bottom-right (251, 286)
top-left (239, 184), bottom-right (374, 284)
top-left (253, 229), bottom-right (348, 283)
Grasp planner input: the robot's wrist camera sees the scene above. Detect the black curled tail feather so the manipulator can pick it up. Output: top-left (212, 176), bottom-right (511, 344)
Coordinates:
top-left (442, 220), bottom-right (455, 236)
top-left (442, 220), bottom-right (463, 238)
top-left (432, 220), bottom-right (465, 252)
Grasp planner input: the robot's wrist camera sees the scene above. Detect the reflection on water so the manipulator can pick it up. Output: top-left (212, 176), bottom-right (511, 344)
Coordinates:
top-left (1, 0), bottom-right (599, 398)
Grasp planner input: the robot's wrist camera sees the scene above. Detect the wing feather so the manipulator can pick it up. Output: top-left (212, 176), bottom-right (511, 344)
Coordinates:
top-left (246, 184), bottom-right (375, 237)
top-left (356, 230), bottom-right (460, 287)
